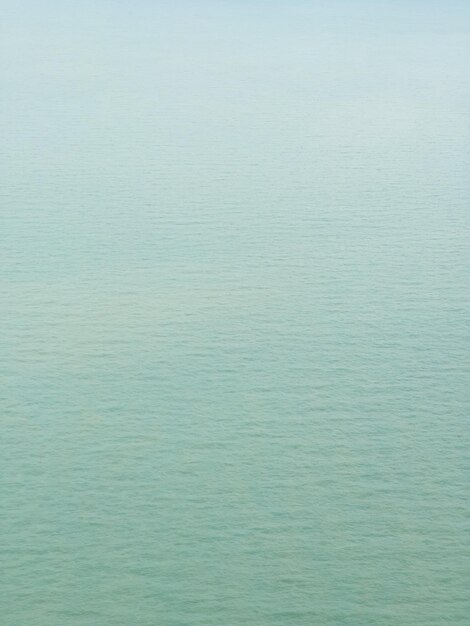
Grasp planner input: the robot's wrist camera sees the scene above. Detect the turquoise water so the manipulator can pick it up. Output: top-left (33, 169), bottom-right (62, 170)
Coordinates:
top-left (1, 1), bottom-right (469, 624)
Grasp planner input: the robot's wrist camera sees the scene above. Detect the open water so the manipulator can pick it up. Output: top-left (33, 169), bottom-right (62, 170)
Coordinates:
top-left (1, 1), bottom-right (469, 624)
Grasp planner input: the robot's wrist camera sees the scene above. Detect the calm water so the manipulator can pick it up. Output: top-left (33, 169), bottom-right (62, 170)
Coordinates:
top-left (1, 1), bottom-right (469, 624)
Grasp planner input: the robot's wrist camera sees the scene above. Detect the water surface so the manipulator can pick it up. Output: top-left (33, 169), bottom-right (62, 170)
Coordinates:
top-left (1, 1), bottom-right (469, 624)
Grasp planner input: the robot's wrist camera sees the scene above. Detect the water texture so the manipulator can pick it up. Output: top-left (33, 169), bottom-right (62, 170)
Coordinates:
top-left (1, 1), bottom-right (469, 624)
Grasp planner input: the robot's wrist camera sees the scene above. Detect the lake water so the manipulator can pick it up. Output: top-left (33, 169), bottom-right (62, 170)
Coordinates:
top-left (1, 1), bottom-right (469, 624)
